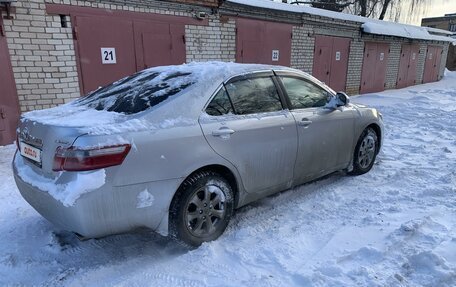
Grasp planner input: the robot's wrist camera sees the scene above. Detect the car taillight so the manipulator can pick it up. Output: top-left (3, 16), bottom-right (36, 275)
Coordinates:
top-left (53, 144), bottom-right (131, 171)
top-left (16, 134), bottom-right (20, 150)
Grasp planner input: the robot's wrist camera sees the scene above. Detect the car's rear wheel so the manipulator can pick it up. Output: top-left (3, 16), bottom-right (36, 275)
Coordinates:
top-left (169, 171), bottom-right (234, 247)
top-left (349, 127), bottom-right (379, 175)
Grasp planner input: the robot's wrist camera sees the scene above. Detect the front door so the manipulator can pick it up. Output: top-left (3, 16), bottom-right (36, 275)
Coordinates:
top-left (276, 74), bottom-right (355, 184)
top-left (199, 73), bottom-right (297, 195)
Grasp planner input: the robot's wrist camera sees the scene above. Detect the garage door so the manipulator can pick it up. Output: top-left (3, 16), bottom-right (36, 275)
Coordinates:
top-left (74, 16), bottom-right (188, 95)
top-left (312, 35), bottom-right (351, 92)
top-left (74, 16), bottom-right (137, 94)
top-left (423, 46), bottom-right (443, 84)
top-left (396, 44), bottom-right (419, 89)
top-left (236, 18), bottom-right (292, 66)
top-left (134, 21), bottom-right (185, 70)
top-left (360, 42), bottom-right (389, 94)
top-left (0, 17), bottom-right (20, 145)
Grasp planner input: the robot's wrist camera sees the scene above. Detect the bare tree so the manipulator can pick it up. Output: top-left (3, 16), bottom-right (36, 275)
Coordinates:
top-left (289, 0), bottom-right (353, 12)
top-left (287, 0), bottom-right (433, 21)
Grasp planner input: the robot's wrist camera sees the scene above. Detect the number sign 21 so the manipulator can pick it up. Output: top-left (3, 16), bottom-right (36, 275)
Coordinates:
top-left (101, 48), bottom-right (117, 64)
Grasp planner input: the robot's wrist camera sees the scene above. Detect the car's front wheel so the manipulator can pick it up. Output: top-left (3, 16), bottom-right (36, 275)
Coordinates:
top-left (169, 171), bottom-right (234, 247)
top-left (349, 127), bottom-right (379, 175)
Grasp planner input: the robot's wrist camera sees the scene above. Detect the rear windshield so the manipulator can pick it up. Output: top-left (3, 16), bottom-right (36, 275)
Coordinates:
top-left (74, 70), bottom-right (195, 114)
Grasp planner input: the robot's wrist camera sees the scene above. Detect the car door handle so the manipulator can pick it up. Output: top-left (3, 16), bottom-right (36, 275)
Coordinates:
top-left (297, 118), bottom-right (313, 127)
top-left (212, 128), bottom-right (235, 136)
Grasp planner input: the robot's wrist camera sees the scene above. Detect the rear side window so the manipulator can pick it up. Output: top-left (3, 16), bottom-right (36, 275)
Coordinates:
top-left (280, 77), bottom-right (330, 109)
top-left (225, 77), bottom-right (283, 115)
top-left (74, 70), bottom-right (195, 115)
top-left (205, 87), bottom-right (234, 116)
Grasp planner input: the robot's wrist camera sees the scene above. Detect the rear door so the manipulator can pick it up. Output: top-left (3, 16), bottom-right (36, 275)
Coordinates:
top-left (199, 72), bottom-right (298, 195)
top-left (275, 72), bottom-right (356, 184)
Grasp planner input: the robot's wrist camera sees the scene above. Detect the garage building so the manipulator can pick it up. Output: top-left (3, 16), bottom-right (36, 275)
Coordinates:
top-left (0, 0), bottom-right (453, 144)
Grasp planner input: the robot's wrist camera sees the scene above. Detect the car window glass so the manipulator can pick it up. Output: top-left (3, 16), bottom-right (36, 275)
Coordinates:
top-left (205, 87), bottom-right (234, 116)
top-left (225, 77), bottom-right (283, 115)
top-left (74, 70), bottom-right (194, 115)
top-left (280, 77), bottom-right (330, 109)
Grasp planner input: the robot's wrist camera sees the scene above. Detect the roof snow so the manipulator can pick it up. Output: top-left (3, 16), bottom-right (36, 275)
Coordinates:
top-left (227, 0), bottom-right (455, 43)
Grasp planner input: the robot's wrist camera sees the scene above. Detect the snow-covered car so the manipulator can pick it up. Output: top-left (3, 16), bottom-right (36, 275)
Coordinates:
top-left (13, 62), bottom-right (383, 246)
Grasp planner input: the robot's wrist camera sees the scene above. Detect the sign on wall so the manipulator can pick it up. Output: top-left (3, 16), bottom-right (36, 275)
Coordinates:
top-left (335, 51), bottom-right (341, 61)
top-left (272, 50), bottom-right (279, 61)
top-left (380, 52), bottom-right (385, 61)
top-left (101, 48), bottom-right (117, 64)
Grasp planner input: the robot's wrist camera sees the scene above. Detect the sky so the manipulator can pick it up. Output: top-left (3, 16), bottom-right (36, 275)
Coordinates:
top-left (419, 0), bottom-right (456, 23)
top-left (400, 0), bottom-right (456, 25)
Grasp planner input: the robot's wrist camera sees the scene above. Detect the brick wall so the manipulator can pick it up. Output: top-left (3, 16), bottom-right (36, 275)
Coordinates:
top-left (185, 16), bottom-right (236, 62)
top-left (3, 0), bottom-right (79, 112)
top-left (346, 39), bottom-right (364, 95)
top-left (385, 41), bottom-right (401, 89)
top-left (290, 26), bottom-right (314, 73)
top-left (416, 43), bottom-right (428, 84)
top-left (170, 0), bottom-right (219, 7)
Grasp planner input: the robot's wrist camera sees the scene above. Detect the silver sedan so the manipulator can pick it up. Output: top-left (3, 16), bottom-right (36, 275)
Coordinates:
top-left (13, 62), bottom-right (383, 246)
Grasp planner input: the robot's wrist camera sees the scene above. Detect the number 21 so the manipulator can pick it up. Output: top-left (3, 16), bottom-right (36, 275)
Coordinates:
top-left (104, 51), bottom-right (113, 61)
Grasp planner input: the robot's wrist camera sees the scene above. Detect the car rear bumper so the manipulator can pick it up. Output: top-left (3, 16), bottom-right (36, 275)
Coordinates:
top-left (13, 153), bottom-right (182, 238)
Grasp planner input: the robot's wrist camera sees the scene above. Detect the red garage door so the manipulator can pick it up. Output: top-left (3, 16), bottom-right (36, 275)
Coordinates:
top-left (396, 44), bottom-right (419, 89)
top-left (74, 16), bottom-right (137, 94)
top-left (0, 17), bottom-right (20, 145)
top-left (360, 42), bottom-right (389, 94)
top-left (423, 46), bottom-right (443, 84)
top-left (236, 18), bottom-right (292, 66)
top-left (45, 4), bottom-right (206, 96)
top-left (74, 16), bottom-right (187, 95)
top-left (312, 35), bottom-right (351, 91)
top-left (134, 21), bottom-right (186, 70)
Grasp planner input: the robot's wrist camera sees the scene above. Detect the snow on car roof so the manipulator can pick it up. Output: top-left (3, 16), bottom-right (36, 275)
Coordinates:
top-left (227, 0), bottom-right (455, 43)
top-left (22, 62), bottom-right (289, 134)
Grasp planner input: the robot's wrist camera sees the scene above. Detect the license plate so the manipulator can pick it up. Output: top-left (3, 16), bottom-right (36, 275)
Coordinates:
top-left (20, 141), bottom-right (42, 164)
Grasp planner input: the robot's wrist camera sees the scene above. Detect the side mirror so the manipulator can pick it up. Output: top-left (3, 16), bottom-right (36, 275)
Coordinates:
top-left (336, 92), bottom-right (350, 106)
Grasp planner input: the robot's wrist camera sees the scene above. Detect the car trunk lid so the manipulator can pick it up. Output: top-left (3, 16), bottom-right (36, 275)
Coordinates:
top-left (17, 118), bottom-right (86, 178)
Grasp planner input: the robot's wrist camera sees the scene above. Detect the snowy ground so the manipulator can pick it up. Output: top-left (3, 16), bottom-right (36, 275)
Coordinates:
top-left (1, 72), bottom-right (455, 287)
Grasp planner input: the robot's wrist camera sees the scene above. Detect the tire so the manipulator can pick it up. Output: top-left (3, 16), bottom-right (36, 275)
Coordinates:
top-left (349, 127), bottom-right (379, 176)
top-left (169, 171), bottom-right (234, 247)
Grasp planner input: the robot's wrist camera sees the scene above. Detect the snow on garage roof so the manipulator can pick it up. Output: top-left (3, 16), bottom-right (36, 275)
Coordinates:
top-left (226, 0), bottom-right (455, 43)
top-left (425, 26), bottom-right (455, 36)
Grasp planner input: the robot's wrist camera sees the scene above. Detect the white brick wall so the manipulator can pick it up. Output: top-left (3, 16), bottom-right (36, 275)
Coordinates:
top-left (416, 43), bottom-right (428, 84)
top-left (185, 16), bottom-right (236, 62)
top-left (385, 41), bottom-right (401, 89)
top-left (346, 39), bottom-right (364, 95)
top-left (291, 26), bottom-right (314, 74)
top-left (3, 0), bottom-right (79, 112)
